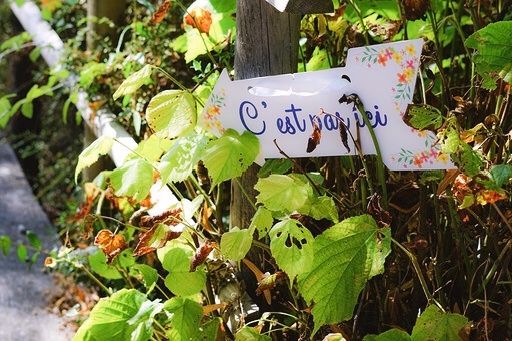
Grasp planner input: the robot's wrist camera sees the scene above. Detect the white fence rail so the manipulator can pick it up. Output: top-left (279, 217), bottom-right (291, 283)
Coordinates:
top-left (9, 0), bottom-right (178, 213)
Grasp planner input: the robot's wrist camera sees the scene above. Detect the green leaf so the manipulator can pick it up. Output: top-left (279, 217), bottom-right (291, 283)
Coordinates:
top-left (161, 242), bottom-right (206, 296)
top-left (305, 195), bottom-right (339, 223)
top-left (403, 104), bottom-right (443, 131)
top-left (16, 244), bottom-right (27, 262)
top-left (165, 297), bottom-right (203, 341)
top-left (110, 158), bottom-right (154, 202)
top-left (159, 133), bottom-right (208, 184)
top-left (26, 230), bottom-right (42, 251)
top-left (184, 29), bottom-right (215, 63)
top-left (257, 159), bottom-right (292, 178)
top-left (75, 136), bottom-right (114, 183)
top-left (0, 32), bottom-right (31, 51)
top-left (202, 129), bottom-right (259, 187)
top-left (88, 249), bottom-right (122, 280)
top-left (255, 174), bottom-right (313, 213)
top-left (0, 95), bottom-right (13, 128)
top-left (269, 219), bottom-right (314, 280)
top-left (210, 0), bottom-right (236, 13)
top-left (466, 21), bottom-right (512, 90)
top-left (411, 305), bottom-right (468, 341)
top-left (113, 65), bottom-right (153, 100)
top-left (0, 235), bottom-right (11, 256)
top-left (364, 329), bottom-right (411, 341)
top-left (146, 90), bottom-right (197, 139)
top-left (455, 142), bottom-right (483, 177)
top-left (21, 101), bottom-right (33, 118)
top-left (441, 129), bottom-right (460, 154)
top-left (73, 289), bottom-right (162, 341)
top-left (490, 164), bottom-right (512, 187)
top-left (130, 264), bottom-right (158, 289)
top-left (235, 327), bottom-right (272, 341)
top-left (250, 207), bottom-right (274, 239)
top-left (298, 215), bottom-right (391, 333)
top-left (130, 134), bottom-right (172, 162)
top-left (200, 318), bottom-right (221, 341)
top-left (79, 62), bottom-right (107, 89)
top-left (220, 227), bottom-right (254, 261)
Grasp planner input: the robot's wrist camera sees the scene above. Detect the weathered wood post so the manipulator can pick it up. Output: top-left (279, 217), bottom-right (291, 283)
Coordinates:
top-left (231, 0), bottom-right (333, 300)
top-left (82, 0), bottom-right (126, 181)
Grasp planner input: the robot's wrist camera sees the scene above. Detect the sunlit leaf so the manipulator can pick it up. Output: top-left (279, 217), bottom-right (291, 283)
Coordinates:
top-left (490, 164), bottom-right (512, 187)
top-left (269, 219), bottom-right (314, 280)
top-left (255, 174), bottom-right (313, 213)
top-left (110, 158), bottom-right (154, 202)
top-left (165, 297), bottom-right (202, 341)
top-left (146, 90), bottom-right (196, 139)
top-left (202, 129), bottom-right (259, 187)
top-left (403, 104), bottom-right (443, 131)
top-left (73, 289), bottom-right (162, 341)
top-left (250, 206), bottom-right (274, 238)
top-left (411, 305), bottom-right (468, 341)
top-left (113, 65), bottom-right (153, 100)
top-left (220, 227), bottom-right (253, 261)
top-left (298, 215), bottom-right (391, 333)
top-left (235, 327), bottom-right (271, 341)
top-left (364, 329), bottom-right (411, 341)
top-left (75, 136), bottom-right (114, 183)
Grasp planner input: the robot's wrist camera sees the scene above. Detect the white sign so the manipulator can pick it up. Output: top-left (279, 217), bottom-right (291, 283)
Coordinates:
top-left (201, 39), bottom-right (453, 171)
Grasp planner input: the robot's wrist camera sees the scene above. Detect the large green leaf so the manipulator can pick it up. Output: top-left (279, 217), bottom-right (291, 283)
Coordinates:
top-left (411, 305), bottom-right (468, 341)
top-left (88, 249), bottom-right (122, 280)
top-left (466, 21), bottom-right (512, 89)
top-left (158, 133), bottom-right (208, 184)
top-left (74, 289), bottom-right (162, 341)
top-left (75, 136), bottom-right (114, 183)
top-left (364, 329), bottom-right (411, 341)
top-left (298, 215), bottom-right (391, 333)
top-left (235, 327), bottom-right (272, 341)
top-left (491, 164), bottom-right (512, 187)
top-left (304, 195), bottom-right (339, 223)
top-left (202, 129), bottom-right (259, 187)
top-left (110, 158), bottom-right (154, 202)
top-left (146, 90), bottom-right (196, 139)
top-left (113, 65), bottom-right (153, 100)
top-left (161, 242), bottom-right (206, 296)
top-left (165, 297), bottom-right (203, 341)
top-left (255, 174), bottom-right (313, 213)
top-left (250, 206), bottom-right (274, 239)
top-left (220, 227), bottom-right (254, 261)
top-left (131, 134), bottom-right (172, 162)
top-left (269, 219), bottom-right (314, 280)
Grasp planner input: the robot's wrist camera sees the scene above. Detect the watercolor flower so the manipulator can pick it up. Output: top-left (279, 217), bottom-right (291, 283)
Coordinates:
top-left (392, 52), bottom-right (402, 64)
top-left (378, 53), bottom-right (388, 66)
top-left (406, 44), bottom-right (416, 56)
top-left (406, 60), bottom-right (415, 69)
top-left (413, 156), bottom-right (424, 167)
top-left (437, 153), bottom-right (449, 163)
top-left (398, 72), bottom-right (408, 84)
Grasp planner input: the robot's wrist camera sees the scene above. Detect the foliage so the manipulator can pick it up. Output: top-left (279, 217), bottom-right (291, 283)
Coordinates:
top-left (1, 0), bottom-right (511, 340)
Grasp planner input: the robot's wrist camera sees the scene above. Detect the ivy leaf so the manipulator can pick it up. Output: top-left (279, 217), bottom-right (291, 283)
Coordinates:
top-left (466, 21), bottom-right (512, 90)
top-left (146, 90), bottom-right (197, 139)
top-left (298, 215), bottom-right (391, 334)
top-left (269, 219), bottom-right (314, 280)
top-left (75, 136), bottom-right (114, 183)
top-left (250, 207), bottom-right (274, 239)
top-left (235, 327), bottom-right (272, 341)
top-left (220, 227), bottom-right (254, 261)
top-left (113, 65), bottom-right (153, 100)
top-left (411, 305), bottom-right (468, 341)
top-left (130, 264), bottom-right (158, 289)
top-left (202, 129), bottom-right (259, 187)
top-left (74, 289), bottom-right (163, 341)
top-left (161, 242), bottom-right (206, 296)
top-left (159, 134), bottom-right (208, 184)
top-left (165, 297), bottom-right (203, 341)
top-left (255, 174), bottom-right (313, 213)
top-left (490, 164), bottom-right (512, 187)
top-left (364, 329), bottom-right (411, 341)
top-left (403, 104), bottom-right (443, 131)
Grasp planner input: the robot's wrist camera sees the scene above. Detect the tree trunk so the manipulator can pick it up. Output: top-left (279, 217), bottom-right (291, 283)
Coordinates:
top-left (231, 0), bottom-right (300, 305)
top-left (83, 0), bottom-right (126, 181)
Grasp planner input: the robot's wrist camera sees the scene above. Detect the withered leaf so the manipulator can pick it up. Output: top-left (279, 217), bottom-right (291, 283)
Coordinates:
top-left (367, 194), bottom-right (392, 228)
top-left (307, 119), bottom-right (322, 153)
top-left (151, 0), bottom-right (171, 24)
top-left (139, 207), bottom-right (182, 228)
top-left (401, 0), bottom-right (429, 20)
top-left (94, 229), bottom-right (127, 263)
top-left (190, 240), bottom-right (216, 272)
top-left (184, 9), bottom-right (212, 34)
top-left (256, 271), bottom-right (285, 296)
top-left (339, 119), bottom-right (350, 152)
top-left (133, 223), bottom-right (181, 257)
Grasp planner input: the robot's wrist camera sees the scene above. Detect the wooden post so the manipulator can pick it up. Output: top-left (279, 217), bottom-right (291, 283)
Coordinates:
top-left (83, 0), bottom-right (126, 181)
top-left (231, 0), bottom-right (300, 230)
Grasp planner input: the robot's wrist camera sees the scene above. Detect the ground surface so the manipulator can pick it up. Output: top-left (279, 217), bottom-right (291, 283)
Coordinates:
top-left (0, 136), bottom-right (72, 341)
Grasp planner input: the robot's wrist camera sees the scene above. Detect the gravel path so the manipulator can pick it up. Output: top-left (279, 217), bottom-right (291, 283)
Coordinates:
top-left (0, 137), bottom-right (73, 341)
